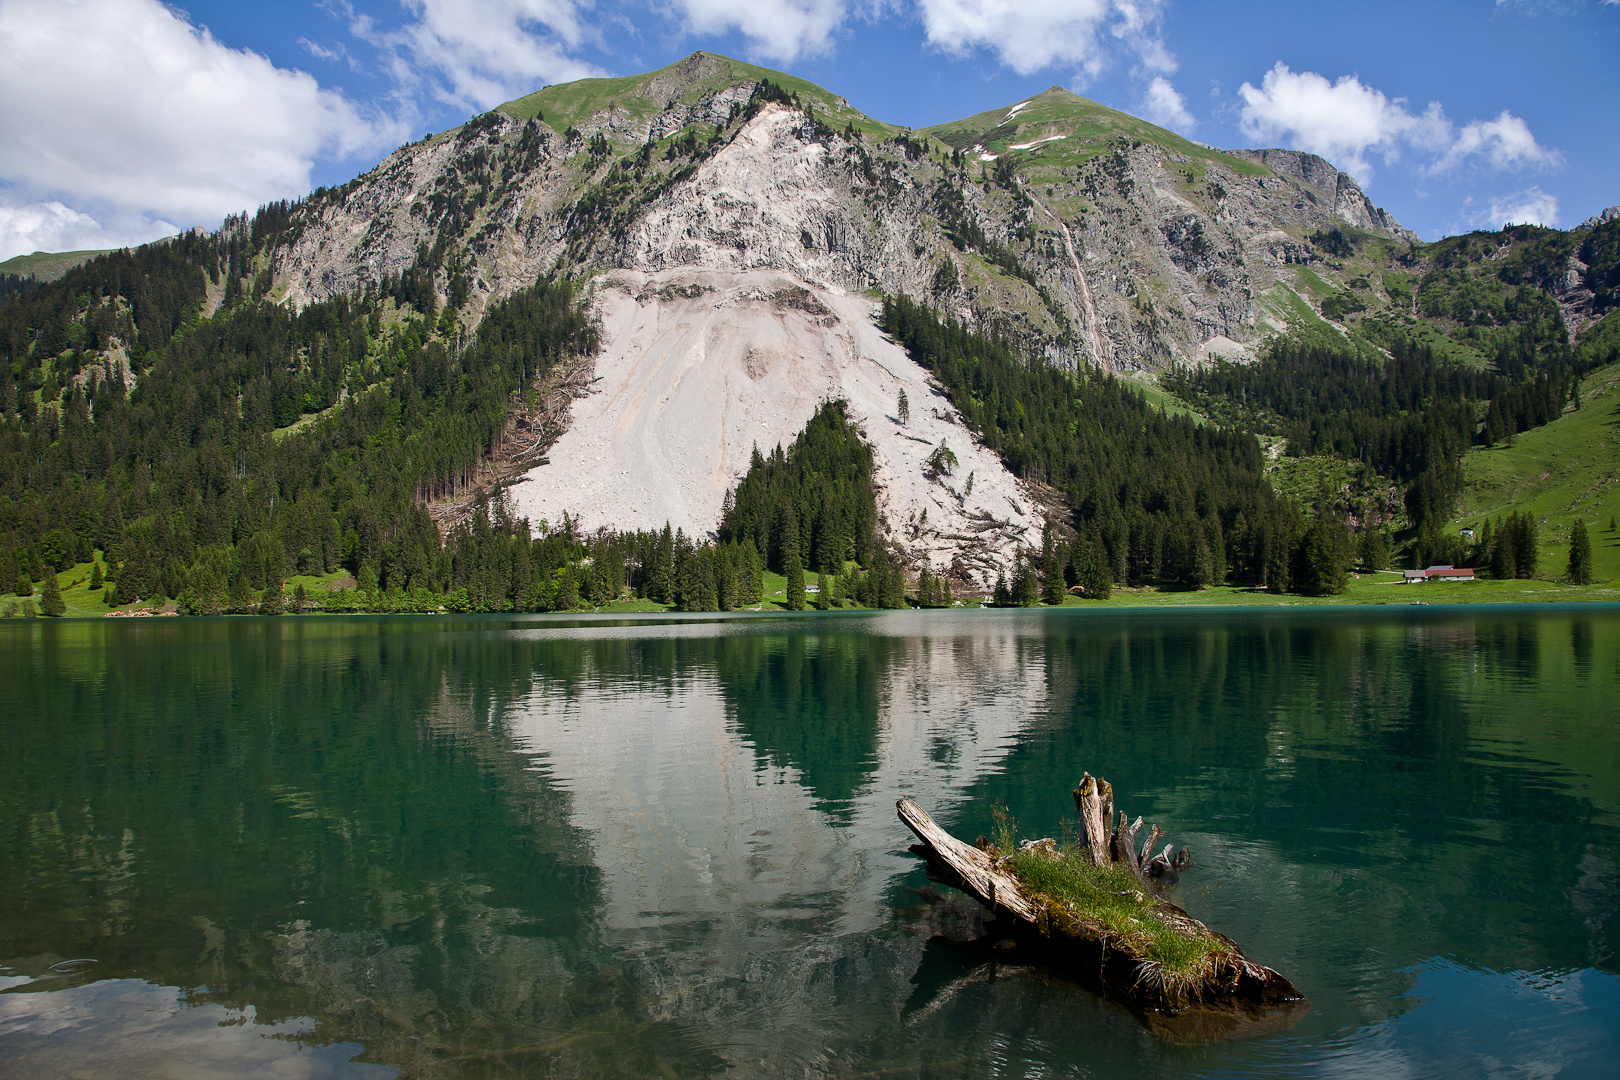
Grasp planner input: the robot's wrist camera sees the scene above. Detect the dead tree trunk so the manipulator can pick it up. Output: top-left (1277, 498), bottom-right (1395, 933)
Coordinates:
top-left (898, 787), bottom-right (1305, 1015)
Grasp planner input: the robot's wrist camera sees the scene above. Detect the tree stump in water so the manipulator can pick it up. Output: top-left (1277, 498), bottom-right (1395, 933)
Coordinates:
top-left (897, 774), bottom-right (1305, 1016)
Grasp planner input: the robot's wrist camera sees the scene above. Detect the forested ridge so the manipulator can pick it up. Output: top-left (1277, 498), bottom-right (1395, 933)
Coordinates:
top-left (0, 204), bottom-right (912, 615)
top-left (6, 195), bottom-right (1617, 615)
top-left (881, 294), bottom-right (1364, 594)
top-left (0, 206), bottom-right (608, 614)
top-left (1166, 231), bottom-right (1620, 568)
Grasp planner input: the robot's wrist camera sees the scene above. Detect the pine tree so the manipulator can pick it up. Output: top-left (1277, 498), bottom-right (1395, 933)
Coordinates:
top-left (228, 572), bottom-right (254, 613)
top-left (815, 570), bottom-right (831, 610)
top-left (1041, 524), bottom-right (1064, 605)
top-left (897, 388), bottom-right (910, 425)
top-left (1514, 512), bottom-right (1539, 578)
top-left (1567, 518), bottom-right (1593, 585)
top-left (1295, 516), bottom-right (1350, 596)
top-left (992, 572), bottom-right (1010, 606)
top-left (1017, 555), bottom-right (1040, 607)
top-left (1080, 534), bottom-right (1112, 599)
top-left (40, 570), bottom-right (66, 617)
top-left (785, 547), bottom-right (806, 610)
top-left (14, 572), bottom-right (31, 598)
top-left (556, 563), bottom-right (580, 610)
top-left (1357, 529), bottom-right (1389, 571)
top-left (89, 560), bottom-right (104, 590)
top-left (651, 524), bottom-right (675, 603)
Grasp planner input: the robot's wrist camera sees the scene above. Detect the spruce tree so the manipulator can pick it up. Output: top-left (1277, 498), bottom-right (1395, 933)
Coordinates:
top-left (228, 572), bottom-right (254, 614)
top-left (40, 570), bottom-right (66, 617)
top-left (1081, 535), bottom-right (1112, 599)
top-left (785, 547), bottom-right (806, 610)
top-left (1295, 516), bottom-right (1350, 596)
top-left (1017, 556), bottom-right (1040, 607)
top-left (1567, 518), bottom-right (1593, 585)
top-left (815, 571), bottom-right (831, 609)
top-left (992, 572), bottom-right (1010, 606)
top-left (89, 561), bottom-right (104, 590)
top-left (1041, 525), bottom-right (1064, 605)
top-left (14, 572), bottom-right (31, 598)
top-left (556, 564), bottom-right (580, 610)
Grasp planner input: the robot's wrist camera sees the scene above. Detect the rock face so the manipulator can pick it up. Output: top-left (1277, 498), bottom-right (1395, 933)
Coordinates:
top-left (1229, 149), bottom-right (1415, 240)
top-left (256, 53), bottom-right (1416, 572)
top-left (508, 268), bottom-right (1039, 586)
top-left (271, 60), bottom-right (1414, 373)
top-left (1575, 206), bottom-right (1620, 232)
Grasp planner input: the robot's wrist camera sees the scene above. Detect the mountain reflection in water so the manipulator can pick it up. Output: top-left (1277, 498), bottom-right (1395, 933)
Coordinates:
top-left (1, 608), bottom-right (1616, 1078)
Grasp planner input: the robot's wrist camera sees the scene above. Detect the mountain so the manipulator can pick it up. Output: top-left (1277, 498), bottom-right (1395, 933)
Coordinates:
top-left (274, 53), bottom-right (1413, 371)
top-left (3, 52), bottom-right (1615, 613)
top-left (245, 51), bottom-right (1421, 568)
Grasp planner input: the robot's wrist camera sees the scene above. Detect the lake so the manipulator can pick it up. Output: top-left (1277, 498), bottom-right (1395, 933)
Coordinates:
top-left (2, 607), bottom-right (1617, 1078)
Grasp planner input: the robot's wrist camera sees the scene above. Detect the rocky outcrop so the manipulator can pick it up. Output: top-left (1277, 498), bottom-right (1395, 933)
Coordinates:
top-left (1230, 149), bottom-right (1415, 241)
top-left (1575, 206), bottom-right (1620, 233)
top-left (267, 64), bottom-right (1414, 374)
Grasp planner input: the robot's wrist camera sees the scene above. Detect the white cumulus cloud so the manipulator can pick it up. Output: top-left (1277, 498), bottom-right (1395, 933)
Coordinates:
top-left (352, 0), bottom-right (607, 110)
top-left (916, 0), bottom-right (1173, 83)
top-left (1236, 63), bottom-right (1557, 186)
top-left (0, 0), bottom-right (400, 260)
top-left (663, 0), bottom-right (851, 62)
top-left (1442, 111), bottom-right (1562, 171)
top-left (1463, 186), bottom-right (1560, 230)
top-left (0, 201), bottom-right (146, 264)
top-left (1140, 76), bottom-right (1194, 134)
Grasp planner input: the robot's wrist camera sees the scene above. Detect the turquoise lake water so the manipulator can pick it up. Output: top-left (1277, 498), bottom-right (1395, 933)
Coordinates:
top-left (2, 607), bottom-right (1617, 1078)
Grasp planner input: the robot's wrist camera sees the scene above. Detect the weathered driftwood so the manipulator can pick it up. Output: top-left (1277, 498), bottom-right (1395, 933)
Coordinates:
top-left (897, 780), bottom-right (1305, 1015)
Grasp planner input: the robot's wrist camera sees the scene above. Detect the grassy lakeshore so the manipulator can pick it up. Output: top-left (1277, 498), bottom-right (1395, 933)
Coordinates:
top-left (7, 556), bottom-right (1618, 621)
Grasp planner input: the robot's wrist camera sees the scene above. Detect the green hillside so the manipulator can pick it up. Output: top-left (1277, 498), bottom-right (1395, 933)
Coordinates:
top-left (922, 86), bottom-right (1266, 176)
top-left (495, 51), bottom-right (897, 141)
top-left (1451, 357), bottom-right (1620, 582)
top-left (0, 248), bottom-right (120, 282)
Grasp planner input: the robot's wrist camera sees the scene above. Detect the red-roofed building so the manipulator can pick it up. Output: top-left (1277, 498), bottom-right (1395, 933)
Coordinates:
top-left (1403, 565), bottom-right (1475, 582)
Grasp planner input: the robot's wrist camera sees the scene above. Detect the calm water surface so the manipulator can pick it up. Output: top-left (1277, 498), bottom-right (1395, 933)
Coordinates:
top-left (2, 607), bottom-right (1617, 1078)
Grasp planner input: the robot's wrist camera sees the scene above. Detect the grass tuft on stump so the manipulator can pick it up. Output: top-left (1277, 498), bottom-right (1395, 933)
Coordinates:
top-left (992, 805), bottom-right (1231, 1003)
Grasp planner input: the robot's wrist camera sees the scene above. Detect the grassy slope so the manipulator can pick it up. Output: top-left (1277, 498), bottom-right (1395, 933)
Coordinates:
top-left (0, 248), bottom-right (120, 282)
top-left (1450, 359), bottom-right (1620, 582)
top-left (496, 51), bottom-right (897, 141)
top-left (921, 87), bottom-right (1266, 176)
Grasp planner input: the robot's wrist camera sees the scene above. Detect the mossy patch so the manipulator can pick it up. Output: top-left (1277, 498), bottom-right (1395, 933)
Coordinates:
top-left (991, 808), bottom-right (1230, 1004)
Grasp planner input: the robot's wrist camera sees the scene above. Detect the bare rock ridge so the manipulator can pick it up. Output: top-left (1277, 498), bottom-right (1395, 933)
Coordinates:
top-left (1576, 206), bottom-right (1620, 232)
top-left (1228, 149), bottom-right (1414, 240)
top-left (259, 51), bottom-right (1416, 577)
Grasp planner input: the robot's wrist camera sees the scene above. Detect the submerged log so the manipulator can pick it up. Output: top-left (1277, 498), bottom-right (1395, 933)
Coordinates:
top-left (898, 785), bottom-right (1305, 1015)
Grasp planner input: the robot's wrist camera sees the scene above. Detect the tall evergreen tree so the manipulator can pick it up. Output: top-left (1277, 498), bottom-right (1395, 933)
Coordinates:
top-left (39, 570), bottom-right (65, 617)
top-left (1041, 524), bottom-right (1064, 605)
top-left (1567, 518), bottom-right (1593, 585)
top-left (784, 543), bottom-right (806, 610)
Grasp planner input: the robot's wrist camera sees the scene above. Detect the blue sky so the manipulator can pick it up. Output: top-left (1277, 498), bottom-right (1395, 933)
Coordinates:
top-left (1, 0), bottom-right (1616, 260)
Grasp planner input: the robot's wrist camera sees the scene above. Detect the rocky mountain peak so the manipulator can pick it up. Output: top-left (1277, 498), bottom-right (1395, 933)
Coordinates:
top-left (1576, 206), bottom-right (1620, 232)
